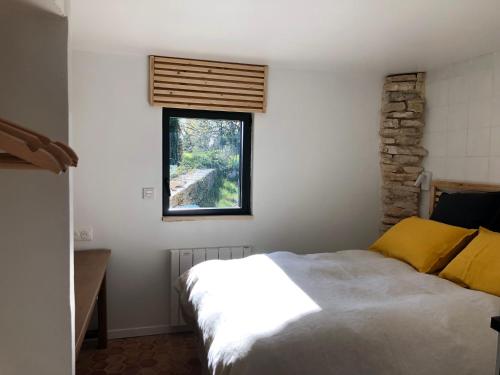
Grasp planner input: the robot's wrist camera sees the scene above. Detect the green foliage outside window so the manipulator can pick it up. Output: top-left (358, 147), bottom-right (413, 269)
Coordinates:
top-left (170, 118), bottom-right (242, 208)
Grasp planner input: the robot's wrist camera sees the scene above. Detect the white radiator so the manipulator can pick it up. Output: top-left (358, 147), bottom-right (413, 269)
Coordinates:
top-left (170, 246), bottom-right (253, 326)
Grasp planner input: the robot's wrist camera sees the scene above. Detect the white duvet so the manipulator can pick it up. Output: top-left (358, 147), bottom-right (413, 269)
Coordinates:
top-left (177, 250), bottom-right (500, 375)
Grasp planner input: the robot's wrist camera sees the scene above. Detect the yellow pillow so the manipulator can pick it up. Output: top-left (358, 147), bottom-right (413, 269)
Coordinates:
top-left (439, 227), bottom-right (500, 297)
top-left (369, 217), bottom-right (476, 273)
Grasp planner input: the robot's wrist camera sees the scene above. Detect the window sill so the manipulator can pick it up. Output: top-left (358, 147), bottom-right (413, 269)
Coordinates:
top-left (162, 215), bottom-right (254, 222)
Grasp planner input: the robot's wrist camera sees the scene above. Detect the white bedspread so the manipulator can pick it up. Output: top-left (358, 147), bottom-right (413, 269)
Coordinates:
top-left (177, 250), bottom-right (500, 375)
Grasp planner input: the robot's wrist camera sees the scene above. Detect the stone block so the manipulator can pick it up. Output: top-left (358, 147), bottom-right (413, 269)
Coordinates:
top-left (383, 82), bottom-right (416, 91)
top-left (403, 166), bottom-right (423, 174)
top-left (380, 164), bottom-right (402, 173)
top-left (388, 111), bottom-right (420, 119)
top-left (389, 92), bottom-right (419, 102)
top-left (386, 74), bottom-right (418, 82)
top-left (384, 183), bottom-right (420, 193)
top-left (382, 193), bottom-right (419, 204)
top-left (380, 127), bottom-right (422, 137)
top-left (382, 187), bottom-right (418, 198)
top-left (382, 185), bottom-right (416, 194)
top-left (392, 154), bottom-right (422, 165)
top-left (407, 100), bottom-right (425, 113)
top-left (381, 119), bottom-right (399, 128)
top-left (392, 199), bottom-right (419, 208)
top-left (382, 102), bottom-right (406, 113)
top-left (402, 180), bottom-right (419, 186)
top-left (383, 172), bottom-right (419, 182)
top-left (382, 137), bottom-right (396, 144)
top-left (394, 136), bottom-right (420, 145)
top-left (415, 81), bottom-right (425, 95)
top-left (381, 155), bottom-right (421, 166)
top-left (400, 119), bottom-right (425, 128)
top-left (381, 145), bottom-right (428, 156)
top-left (384, 206), bottom-right (418, 217)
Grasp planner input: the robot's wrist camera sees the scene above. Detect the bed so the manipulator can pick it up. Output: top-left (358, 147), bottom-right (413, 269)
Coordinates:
top-left (177, 181), bottom-right (500, 375)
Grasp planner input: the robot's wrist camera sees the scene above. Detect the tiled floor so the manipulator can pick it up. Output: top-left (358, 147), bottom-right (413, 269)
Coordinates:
top-left (76, 333), bottom-right (201, 375)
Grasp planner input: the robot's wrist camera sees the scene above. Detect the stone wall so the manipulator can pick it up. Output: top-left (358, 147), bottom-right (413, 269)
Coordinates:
top-left (379, 73), bottom-right (427, 232)
top-left (170, 168), bottom-right (217, 208)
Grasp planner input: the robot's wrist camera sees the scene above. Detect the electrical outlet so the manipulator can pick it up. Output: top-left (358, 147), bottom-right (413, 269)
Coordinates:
top-left (143, 187), bottom-right (155, 200)
top-left (75, 227), bottom-right (93, 241)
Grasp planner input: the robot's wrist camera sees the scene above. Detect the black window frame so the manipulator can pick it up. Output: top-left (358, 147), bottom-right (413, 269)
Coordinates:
top-left (162, 108), bottom-right (252, 217)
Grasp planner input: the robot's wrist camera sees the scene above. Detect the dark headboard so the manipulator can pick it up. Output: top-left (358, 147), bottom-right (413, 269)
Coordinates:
top-left (429, 180), bottom-right (500, 216)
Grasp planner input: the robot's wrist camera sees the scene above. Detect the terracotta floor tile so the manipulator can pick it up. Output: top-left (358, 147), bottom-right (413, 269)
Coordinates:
top-left (77, 333), bottom-right (201, 375)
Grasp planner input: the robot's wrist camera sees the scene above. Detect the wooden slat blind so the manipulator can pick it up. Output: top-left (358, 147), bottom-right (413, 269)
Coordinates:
top-left (149, 56), bottom-right (267, 113)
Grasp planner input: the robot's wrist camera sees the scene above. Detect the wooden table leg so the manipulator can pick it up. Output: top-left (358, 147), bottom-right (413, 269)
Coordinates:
top-left (97, 273), bottom-right (108, 349)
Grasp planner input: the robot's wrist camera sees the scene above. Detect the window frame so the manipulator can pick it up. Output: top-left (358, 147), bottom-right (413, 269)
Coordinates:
top-left (162, 108), bottom-right (252, 217)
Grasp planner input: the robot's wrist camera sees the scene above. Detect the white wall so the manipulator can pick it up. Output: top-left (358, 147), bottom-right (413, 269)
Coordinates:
top-left (72, 50), bottom-right (382, 336)
top-left (0, 3), bottom-right (73, 375)
top-left (421, 52), bottom-right (500, 215)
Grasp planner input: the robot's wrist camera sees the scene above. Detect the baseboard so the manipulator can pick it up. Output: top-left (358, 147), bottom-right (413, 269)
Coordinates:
top-left (108, 324), bottom-right (192, 339)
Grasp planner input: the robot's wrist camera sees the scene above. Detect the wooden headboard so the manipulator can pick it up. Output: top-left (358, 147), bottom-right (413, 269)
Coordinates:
top-left (429, 180), bottom-right (500, 216)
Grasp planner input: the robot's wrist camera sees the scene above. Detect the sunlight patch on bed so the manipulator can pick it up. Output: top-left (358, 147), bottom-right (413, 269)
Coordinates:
top-left (186, 254), bottom-right (322, 369)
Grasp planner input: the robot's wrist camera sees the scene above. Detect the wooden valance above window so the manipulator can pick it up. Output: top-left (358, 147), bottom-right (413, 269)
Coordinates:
top-left (149, 56), bottom-right (267, 113)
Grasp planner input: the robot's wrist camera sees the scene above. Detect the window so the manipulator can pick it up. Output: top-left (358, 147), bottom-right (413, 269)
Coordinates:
top-left (163, 108), bottom-right (252, 217)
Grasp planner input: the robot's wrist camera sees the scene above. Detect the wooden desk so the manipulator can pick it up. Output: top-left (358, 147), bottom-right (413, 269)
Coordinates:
top-left (75, 249), bottom-right (111, 357)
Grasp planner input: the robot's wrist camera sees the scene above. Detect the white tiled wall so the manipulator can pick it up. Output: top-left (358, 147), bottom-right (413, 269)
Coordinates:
top-left (421, 52), bottom-right (500, 215)
top-left (424, 52), bottom-right (500, 182)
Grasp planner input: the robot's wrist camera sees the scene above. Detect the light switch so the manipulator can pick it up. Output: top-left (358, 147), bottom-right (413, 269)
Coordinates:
top-left (143, 187), bottom-right (155, 200)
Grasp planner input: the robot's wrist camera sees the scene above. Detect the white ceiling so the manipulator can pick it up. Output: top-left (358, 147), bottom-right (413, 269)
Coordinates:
top-left (71, 0), bottom-right (500, 73)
